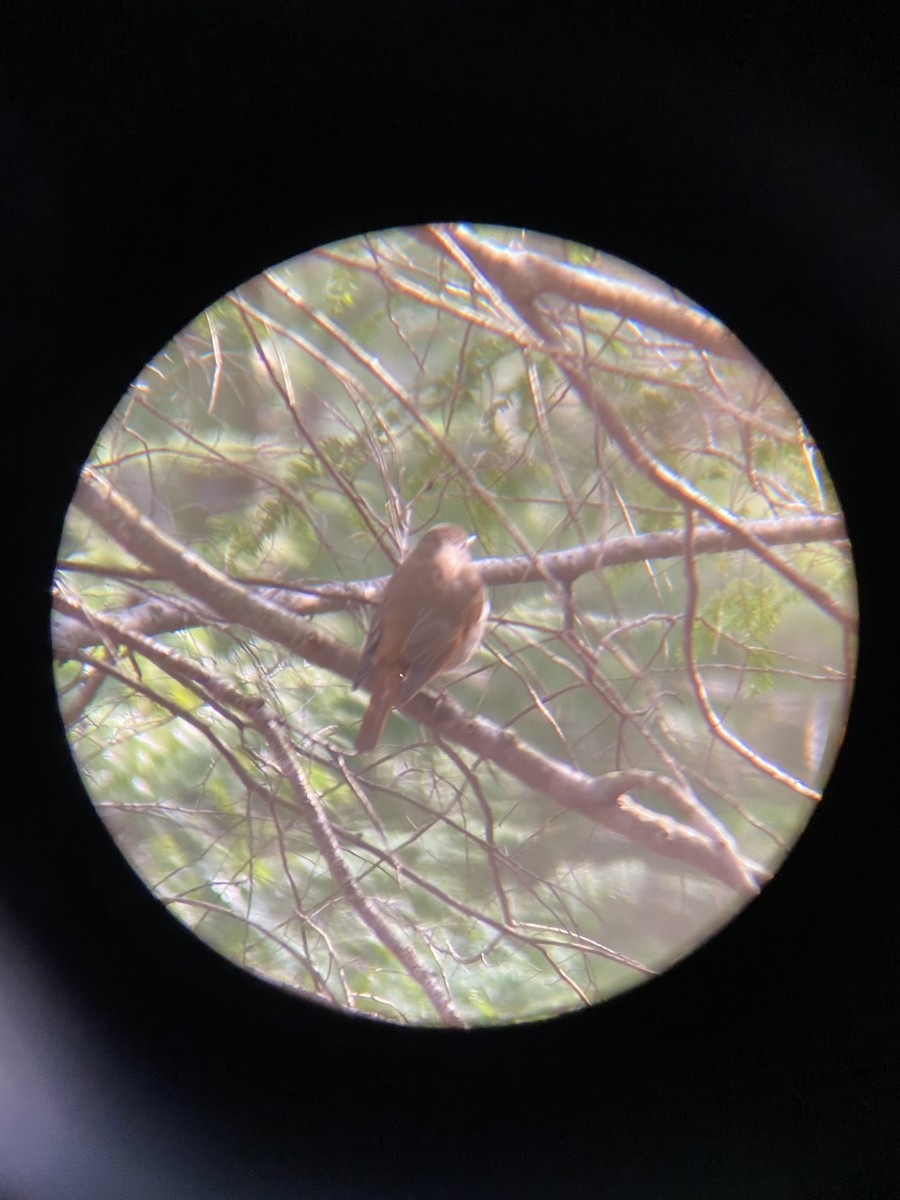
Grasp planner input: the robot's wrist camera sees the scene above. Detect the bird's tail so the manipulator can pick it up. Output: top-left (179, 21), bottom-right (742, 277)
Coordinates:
top-left (355, 669), bottom-right (403, 752)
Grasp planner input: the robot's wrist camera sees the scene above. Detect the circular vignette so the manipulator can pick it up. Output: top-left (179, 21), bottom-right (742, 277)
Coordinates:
top-left (52, 222), bottom-right (857, 1029)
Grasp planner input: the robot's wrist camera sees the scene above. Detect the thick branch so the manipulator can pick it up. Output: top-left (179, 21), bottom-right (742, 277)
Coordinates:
top-left (450, 224), bottom-right (756, 364)
top-left (65, 467), bottom-right (360, 681)
top-left (478, 514), bottom-right (848, 587)
top-left (398, 692), bottom-right (767, 896)
top-left (54, 512), bottom-right (848, 654)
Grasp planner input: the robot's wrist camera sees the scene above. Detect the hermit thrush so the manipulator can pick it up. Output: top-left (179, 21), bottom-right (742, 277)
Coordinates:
top-left (353, 524), bottom-right (489, 752)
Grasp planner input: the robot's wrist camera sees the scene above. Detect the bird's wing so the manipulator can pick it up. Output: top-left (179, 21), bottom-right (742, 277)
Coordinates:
top-left (397, 611), bottom-right (476, 705)
top-left (352, 607), bottom-right (383, 690)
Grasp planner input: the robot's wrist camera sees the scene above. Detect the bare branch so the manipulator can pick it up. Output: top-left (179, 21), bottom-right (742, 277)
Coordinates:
top-left (450, 224), bottom-right (756, 364)
top-left (54, 513), bottom-right (848, 655)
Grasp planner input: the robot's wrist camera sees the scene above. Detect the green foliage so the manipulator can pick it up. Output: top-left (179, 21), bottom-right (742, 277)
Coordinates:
top-left (699, 578), bottom-right (785, 653)
top-left (324, 265), bottom-right (360, 315)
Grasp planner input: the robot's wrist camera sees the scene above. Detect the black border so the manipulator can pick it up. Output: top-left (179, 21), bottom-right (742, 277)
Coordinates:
top-left (5, 5), bottom-right (898, 1197)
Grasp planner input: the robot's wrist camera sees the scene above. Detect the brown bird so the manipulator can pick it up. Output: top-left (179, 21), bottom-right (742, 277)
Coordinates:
top-left (353, 524), bottom-right (489, 752)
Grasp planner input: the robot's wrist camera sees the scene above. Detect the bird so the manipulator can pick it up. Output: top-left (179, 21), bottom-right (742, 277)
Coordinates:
top-left (353, 524), bottom-right (489, 752)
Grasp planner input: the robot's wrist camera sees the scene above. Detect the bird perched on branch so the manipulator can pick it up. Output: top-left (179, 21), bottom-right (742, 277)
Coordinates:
top-left (353, 524), bottom-right (489, 752)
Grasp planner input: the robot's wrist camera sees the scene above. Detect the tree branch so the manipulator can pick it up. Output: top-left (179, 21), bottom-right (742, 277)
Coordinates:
top-left (54, 508), bottom-right (847, 655)
top-left (450, 224), bottom-right (757, 365)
